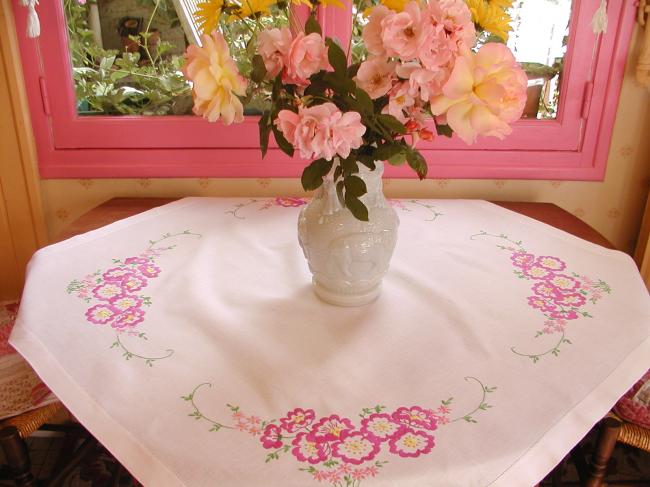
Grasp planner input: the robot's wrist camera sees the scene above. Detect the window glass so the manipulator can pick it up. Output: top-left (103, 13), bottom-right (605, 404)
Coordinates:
top-left (63, 0), bottom-right (289, 116)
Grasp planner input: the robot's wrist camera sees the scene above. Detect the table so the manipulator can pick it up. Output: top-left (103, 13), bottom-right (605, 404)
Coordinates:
top-left (11, 197), bottom-right (650, 487)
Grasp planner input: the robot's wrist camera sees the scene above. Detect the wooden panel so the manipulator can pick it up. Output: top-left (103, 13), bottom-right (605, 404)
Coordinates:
top-left (0, 0), bottom-right (47, 300)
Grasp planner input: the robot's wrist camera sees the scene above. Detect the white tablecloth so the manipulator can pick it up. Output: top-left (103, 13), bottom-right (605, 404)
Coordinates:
top-left (11, 198), bottom-right (650, 487)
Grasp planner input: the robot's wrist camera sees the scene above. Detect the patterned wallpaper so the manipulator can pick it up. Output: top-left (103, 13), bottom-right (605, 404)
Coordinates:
top-left (40, 29), bottom-right (650, 255)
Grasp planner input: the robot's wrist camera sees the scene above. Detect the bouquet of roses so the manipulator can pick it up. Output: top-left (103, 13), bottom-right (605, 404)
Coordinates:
top-left (182, 0), bottom-right (527, 220)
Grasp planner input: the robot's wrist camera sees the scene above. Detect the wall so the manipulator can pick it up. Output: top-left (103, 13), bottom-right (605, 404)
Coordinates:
top-left (40, 27), bottom-right (650, 254)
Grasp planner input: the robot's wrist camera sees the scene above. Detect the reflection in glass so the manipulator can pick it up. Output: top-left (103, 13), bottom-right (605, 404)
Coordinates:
top-left (64, 0), bottom-right (288, 116)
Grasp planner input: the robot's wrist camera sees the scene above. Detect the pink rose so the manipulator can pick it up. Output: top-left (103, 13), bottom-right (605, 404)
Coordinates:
top-left (381, 1), bottom-right (431, 61)
top-left (362, 5), bottom-right (392, 57)
top-left (396, 62), bottom-right (448, 102)
top-left (355, 56), bottom-right (396, 99)
top-left (257, 28), bottom-right (293, 78)
top-left (383, 81), bottom-right (415, 123)
top-left (331, 111), bottom-right (366, 158)
top-left (284, 32), bottom-right (330, 86)
top-left (429, 43), bottom-right (527, 144)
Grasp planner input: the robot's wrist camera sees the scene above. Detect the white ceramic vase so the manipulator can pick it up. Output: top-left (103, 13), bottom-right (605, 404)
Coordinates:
top-left (298, 161), bottom-right (399, 306)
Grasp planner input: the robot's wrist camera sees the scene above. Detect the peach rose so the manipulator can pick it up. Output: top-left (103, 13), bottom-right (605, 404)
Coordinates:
top-left (396, 62), bottom-right (448, 102)
top-left (257, 27), bottom-right (293, 78)
top-left (182, 32), bottom-right (247, 125)
top-left (284, 32), bottom-right (330, 86)
top-left (331, 111), bottom-right (366, 158)
top-left (362, 5), bottom-right (392, 57)
top-left (383, 81), bottom-right (415, 123)
top-left (355, 56), bottom-right (396, 99)
top-left (429, 43), bottom-right (527, 144)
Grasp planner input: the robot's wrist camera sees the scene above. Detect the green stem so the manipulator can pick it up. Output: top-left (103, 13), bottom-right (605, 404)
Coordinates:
top-left (511, 331), bottom-right (567, 362)
top-left (147, 230), bottom-right (202, 250)
top-left (469, 231), bottom-right (526, 252)
top-left (189, 383), bottom-right (235, 430)
top-left (142, 0), bottom-right (161, 66)
top-left (451, 376), bottom-right (486, 423)
top-left (407, 200), bottom-right (442, 222)
top-left (114, 334), bottom-right (173, 365)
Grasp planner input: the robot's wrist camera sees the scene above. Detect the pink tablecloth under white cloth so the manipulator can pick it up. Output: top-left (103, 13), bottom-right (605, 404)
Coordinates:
top-left (10, 198), bottom-right (650, 487)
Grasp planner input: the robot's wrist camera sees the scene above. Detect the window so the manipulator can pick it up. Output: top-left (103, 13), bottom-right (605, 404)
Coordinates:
top-left (13, 0), bottom-right (636, 179)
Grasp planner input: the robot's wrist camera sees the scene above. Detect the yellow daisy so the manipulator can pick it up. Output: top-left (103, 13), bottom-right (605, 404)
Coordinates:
top-left (318, 0), bottom-right (345, 7)
top-left (465, 0), bottom-right (512, 42)
top-left (228, 0), bottom-right (277, 21)
top-left (489, 0), bottom-right (513, 9)
top-left (194, 0), bottom-right (224, 34)
top-left (380, 0), bottom-right (407, 12)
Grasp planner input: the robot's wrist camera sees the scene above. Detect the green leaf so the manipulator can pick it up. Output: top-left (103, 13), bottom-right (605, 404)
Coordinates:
top-left (333, 164), bottom-right (343, 181)
top-left (354, 87), bottom-right (373, 114)
top-left (436, 123), bottom-right (453, 138)
top-left (301, 158), bottom-right (333, 191)
top-left (251, 54), bottom-right (267, 83)
top-left (406, 149), bottom-right (428, 179)
top-left (347, 62), bottom-right (361, 79)
top-left (259, 111), bottom-right (271, 158)
top-left (326, 38), bottom-right (348, 77)
top-left (376, 114), bottom-right (407, 135)
top-left (387, 152), bottom-right (406, 165)
top-left (374, 142), bottom-right (404, 161)
top-left (345, 174), bottom-right (367, 197)
top-left (345, 194), bottom-right (369, 221)
top-left (272, 125), bottom-right (294, 157)
top-left (305, 14), bottom-right (322, 35)
top-left (100, 55), bottom-right (116, 71)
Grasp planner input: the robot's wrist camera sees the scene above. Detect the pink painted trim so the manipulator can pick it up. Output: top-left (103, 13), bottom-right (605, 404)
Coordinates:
top-left (12, 0), bottom-right (635, 180)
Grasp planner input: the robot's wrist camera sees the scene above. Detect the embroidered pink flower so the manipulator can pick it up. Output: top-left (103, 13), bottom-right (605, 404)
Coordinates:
top-left (554, 293), bottom-right (587, 308)
top-left (311, 470), bottom-right (329, 481)
top-left (284, 32), bottom-right (330, 86)
top-left (532, 281), bottom-right (562, 299)
top-left (109, 295), bottom-right (143, 312)
top-left (535, 256), bottom-right (566, 271)
top-left (523, 265), bottom-right (555, 280)
top-left (360, 413), bottom-right (403, 441)
top-left (138, 263), bottom-right (161, 278)
top-left (364, 465), bottom-right (379, 477)
top-left (112, 308), bottom-right (145, 329)
top-left (102, 267), bottom-right (134, 282)
top-left (381, 1), bottom-right (431, 61)
top-left (547, 274), bottom-right (580, 292)
top-left (92, 283), bottom-right (124, 301)
top-left (274, 197), bottom-right (307, 207)
top-left (355, 56), bottom-right (396, 99)
top-left (260, 424), bottom-right (284, 449)
top-left (331, 432), bottom-right (381, 465)
top-left (527, 296), bottom-right (557, 313)
top-left (309, 414), bottom-right (355, 442)
top-left (280, 408), bottom-right (316, 432)
top-left (291, 432), bottom-right (328, 464)
top-left (124, 257), bottom-right (149, 266)
top-left (550, 309), bottom-right (580, 321)
top-left (85, 304), bottom-right (120, 325)
top-left (388, 428), bottom-right (434, 457)
top-left (391, 406), bottom-right (437, 431)
top-left (429, 43), bottom-right (527, 144)
top-left (351, 468), bottom-right (368, 480)
top-left (510, 251), bottom-right (535, 268)
top-left (121, 275), bottom-right (148, 292)
top-left (257, 27), bottom-right (293, 78)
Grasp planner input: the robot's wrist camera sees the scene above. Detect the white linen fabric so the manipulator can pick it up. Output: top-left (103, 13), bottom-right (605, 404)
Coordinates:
top-left (10, 198), bottom-right (650, 487)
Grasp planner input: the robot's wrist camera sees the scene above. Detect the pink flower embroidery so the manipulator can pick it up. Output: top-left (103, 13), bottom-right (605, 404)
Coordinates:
top-left (280, 408), bottom-right (316, 432)
top-left (549, 309), bottom-right (579, 321)
top-left (510, 252), bottom-right (535, 268)
top-left (92, 283), bottom-right (124, 301)
top-left (526, 296), bottom-right (557, 313)
top-left (102, 267), bottom-right (134, 282)
top-left (109, 295), bottom-right (143, 312)
top-left (388, 428), bottom-right (434, 458)
top-left (523, 265), bottom-right (555, 280)
top-left (138, 263), bottom-right (161, 278)
top-left (331, 432), bottom-right (381, 465)
top-left (274, 197), bottom-right (307, 208)
top-left (547, 274), bottom-right (580, 292)
top-left (260, 424), bottom-right (283, 449)
top-left (554, 293), bottom-right (587, 308)
top-left (291, 432), bottom-right (328, 464)
top-left (535, 256), bottom-right (566, 271)
top-left (532, 281), bottom-right (562, 299)
top-left (112, 308), bottom-right (145, 329)
top-left (391, 406), bottom-right (437, 431)
top-left (309, 415), bottom-right (355, 442)
top-left (360, 413), bottom-right (403, 441)
top-left (121, 275), bottom-right (148, 292)
top-left (124, 257), bottom-right (150, 266)
top-left (85, 304), bottom-right (121, 325)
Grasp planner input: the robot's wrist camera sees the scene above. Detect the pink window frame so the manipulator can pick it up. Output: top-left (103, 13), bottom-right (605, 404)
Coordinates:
top-left (12, 0), bottom-right (635, 180)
